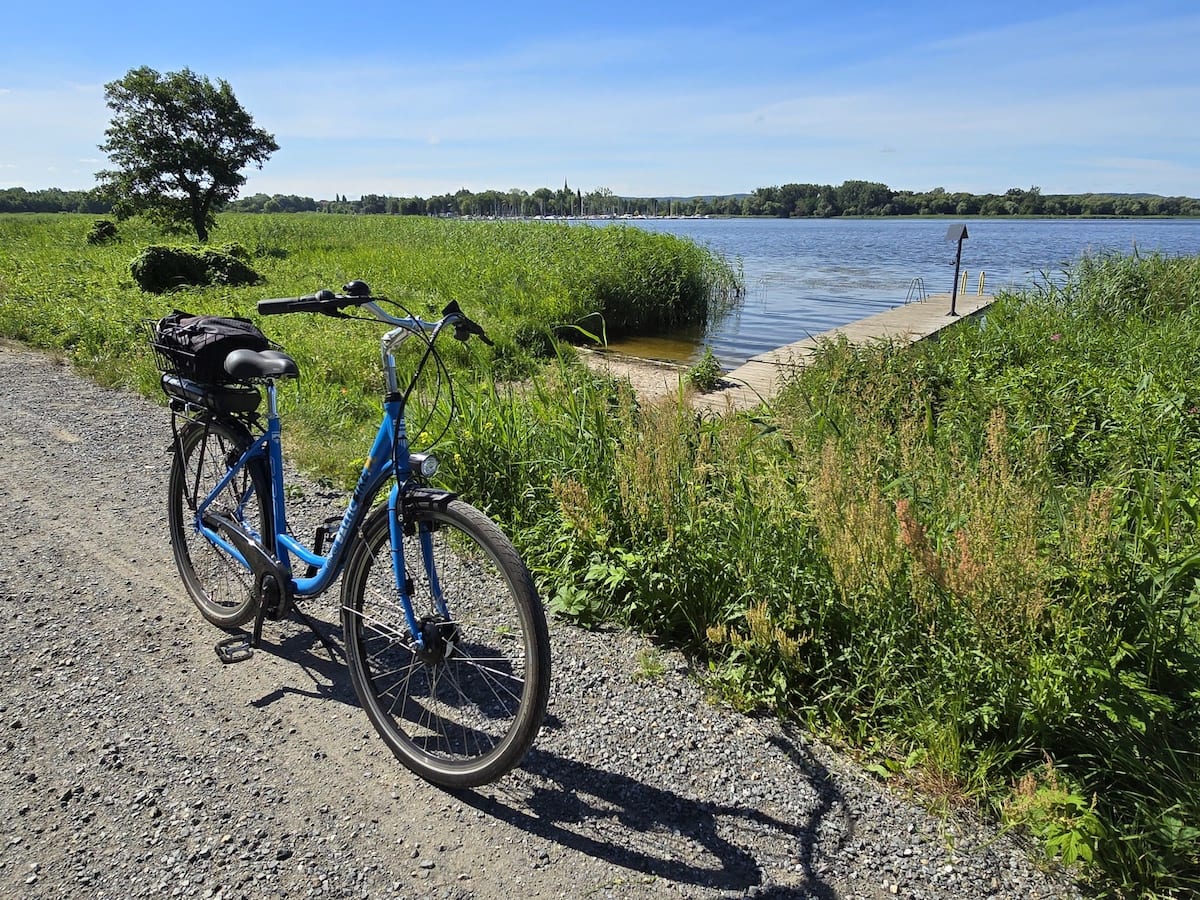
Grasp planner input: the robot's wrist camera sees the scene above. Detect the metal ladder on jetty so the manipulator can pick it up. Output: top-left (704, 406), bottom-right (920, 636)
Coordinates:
top-left (905, 272), bottom-right (987, 304)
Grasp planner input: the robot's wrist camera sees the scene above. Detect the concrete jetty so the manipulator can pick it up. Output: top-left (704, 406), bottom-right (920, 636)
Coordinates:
top-left (693, 292), bottom-right (996, 414)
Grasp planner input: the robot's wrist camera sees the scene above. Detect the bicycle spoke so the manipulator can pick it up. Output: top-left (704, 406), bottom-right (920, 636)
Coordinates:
top-left (341, 499), bottom-right (549, 786)
top-left (168, 420), bottom-right (268, 628)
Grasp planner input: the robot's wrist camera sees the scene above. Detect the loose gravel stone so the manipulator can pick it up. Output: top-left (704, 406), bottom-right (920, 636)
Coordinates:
top-left (0, 341), bottom-right (1087, 898)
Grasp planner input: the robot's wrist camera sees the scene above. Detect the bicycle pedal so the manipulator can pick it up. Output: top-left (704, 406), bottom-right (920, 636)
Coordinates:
top-left (304, 516), bottom-right (342, 579)
top-left (215, 634), bottom-right (254, 664)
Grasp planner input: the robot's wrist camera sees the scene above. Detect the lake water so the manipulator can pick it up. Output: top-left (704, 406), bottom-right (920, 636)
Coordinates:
top-left (600, 218), bottom-right (1200, 367)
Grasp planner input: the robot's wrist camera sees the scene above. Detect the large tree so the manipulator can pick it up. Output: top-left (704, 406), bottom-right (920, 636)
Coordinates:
top-left (96, 66), bottom-right (278, 242)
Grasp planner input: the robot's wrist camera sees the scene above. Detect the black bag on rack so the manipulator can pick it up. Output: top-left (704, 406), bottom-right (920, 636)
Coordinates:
top-left (152, 310), bottom-right (270, 383)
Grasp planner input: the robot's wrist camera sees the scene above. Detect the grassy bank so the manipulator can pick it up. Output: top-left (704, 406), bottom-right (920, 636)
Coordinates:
top-left (2, 213), bottom-right (1196, 896)
top-left (0, 212), bottom-right (739, 478)
top-left (443, 253), bottom-right (1200, 898)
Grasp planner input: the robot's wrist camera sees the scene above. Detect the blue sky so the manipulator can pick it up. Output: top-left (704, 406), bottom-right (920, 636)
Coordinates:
top-left (2, 1), bottom-right (1197, 200)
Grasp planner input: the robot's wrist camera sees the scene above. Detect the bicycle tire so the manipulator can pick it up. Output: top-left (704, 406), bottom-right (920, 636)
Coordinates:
top-left (340, 498), bottom-right (550, 788)
top-left (167, 418), bottom-right (272, 629)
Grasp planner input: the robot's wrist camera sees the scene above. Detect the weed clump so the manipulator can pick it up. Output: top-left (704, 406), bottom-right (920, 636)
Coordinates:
top-left (686, 345), bottom-right (723, 392)
top-left (86, 219), bottom-right (119, 244)
top-left (131, 244), bottom-right (261, 293)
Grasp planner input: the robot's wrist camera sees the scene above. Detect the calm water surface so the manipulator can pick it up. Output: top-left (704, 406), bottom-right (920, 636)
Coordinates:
top-left (602, 218), bottom-right (1200, 367)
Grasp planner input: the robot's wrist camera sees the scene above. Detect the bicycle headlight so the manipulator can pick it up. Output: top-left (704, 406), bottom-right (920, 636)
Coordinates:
top-left (409, 451), bottom-right (439, 478)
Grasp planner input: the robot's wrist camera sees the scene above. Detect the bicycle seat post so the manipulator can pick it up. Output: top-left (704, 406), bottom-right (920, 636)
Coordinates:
top-left (264, 377), bottom-right (281, 421)
top-left (261, 376), bottom-right (288, 560)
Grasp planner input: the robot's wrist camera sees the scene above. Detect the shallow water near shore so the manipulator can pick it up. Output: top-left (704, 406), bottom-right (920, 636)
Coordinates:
top-left (597, 217), bottom-right (1200, 367)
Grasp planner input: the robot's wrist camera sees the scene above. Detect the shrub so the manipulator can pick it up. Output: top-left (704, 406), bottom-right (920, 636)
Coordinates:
top-left (86, 219), bottom-right (118, 244)
top-left (130, 244), bottom-right (261, 293)
top-left (214, 242), bottom-right (251, 261)
top-left (687, 345), bottom-right (723, 392)
top-left (200, 247), bottom-right (261, 286)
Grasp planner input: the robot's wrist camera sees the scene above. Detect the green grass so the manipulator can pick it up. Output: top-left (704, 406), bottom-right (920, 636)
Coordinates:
top-left (3, 213), bottom-right (1197, 897)
top-left (0, 211), bottom-right (739, 480)
top-left (0, 211), bottom-right (739, 339)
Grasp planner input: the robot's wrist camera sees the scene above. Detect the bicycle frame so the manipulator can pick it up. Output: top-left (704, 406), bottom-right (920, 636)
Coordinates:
top-left (191, 381), bottom-right (407, 586)
top-left (187, 307), bottom-right (451, 646)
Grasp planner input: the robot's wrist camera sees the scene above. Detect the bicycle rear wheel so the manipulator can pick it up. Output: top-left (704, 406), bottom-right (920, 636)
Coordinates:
top-left (340, 498), bottom-right (550, 788)
top-left (167, 418), bottom-right (272, 628)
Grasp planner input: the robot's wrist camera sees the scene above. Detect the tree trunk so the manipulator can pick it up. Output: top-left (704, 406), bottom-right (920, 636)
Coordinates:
top-left (192, 205), bottom-right (208, 243)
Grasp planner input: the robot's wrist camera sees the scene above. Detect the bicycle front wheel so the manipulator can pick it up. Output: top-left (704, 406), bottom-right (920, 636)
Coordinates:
top-left (167, 418), bottom-right (271, 629)
top-left (340, 498), bottom-right (550, 788)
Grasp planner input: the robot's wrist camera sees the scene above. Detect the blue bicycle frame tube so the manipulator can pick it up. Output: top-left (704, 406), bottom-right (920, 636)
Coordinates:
top-left (287, 395), bottom-right (407, 596)
top-left (193, 390), bottom-right (412, 600)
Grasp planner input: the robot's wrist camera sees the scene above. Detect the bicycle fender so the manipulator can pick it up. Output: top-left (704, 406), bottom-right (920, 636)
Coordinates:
top-left (401, 487), bottom-right (457, 513)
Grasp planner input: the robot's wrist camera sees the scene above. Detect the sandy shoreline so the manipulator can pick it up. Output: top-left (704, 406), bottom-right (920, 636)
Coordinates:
top-left (578, 347), bottom-right (690, 400)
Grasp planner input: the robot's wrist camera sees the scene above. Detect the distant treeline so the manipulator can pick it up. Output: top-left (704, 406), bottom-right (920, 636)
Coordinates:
top-left (227, 182), bottom-right (1200, 218)
top-left (739, 182), bottom-right (1200, 218)
top-left (5, 181), bottom-right (1199, 219)
top-left (0, 187), bottom-right (111, 214)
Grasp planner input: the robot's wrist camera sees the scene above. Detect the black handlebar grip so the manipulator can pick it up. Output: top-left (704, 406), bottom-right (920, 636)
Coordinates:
top-left (257, 291), bottom-right (333, 315)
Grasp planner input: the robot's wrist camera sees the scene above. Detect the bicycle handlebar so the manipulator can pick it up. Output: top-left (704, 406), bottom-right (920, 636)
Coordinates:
top-left (257, 281), bottom-right (493, 346)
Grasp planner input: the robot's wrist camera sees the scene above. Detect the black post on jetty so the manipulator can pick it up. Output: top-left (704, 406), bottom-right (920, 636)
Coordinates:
top-left (945, 224), bottom-right (969, 316)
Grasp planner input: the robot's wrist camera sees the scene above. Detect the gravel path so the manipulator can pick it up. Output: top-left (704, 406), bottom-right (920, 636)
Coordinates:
top-left (0, 341), bottom-right (1085, 899)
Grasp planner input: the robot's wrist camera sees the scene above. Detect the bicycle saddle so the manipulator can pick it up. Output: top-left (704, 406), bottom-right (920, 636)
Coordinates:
top-left (223, 348), bottom-right (300, 381)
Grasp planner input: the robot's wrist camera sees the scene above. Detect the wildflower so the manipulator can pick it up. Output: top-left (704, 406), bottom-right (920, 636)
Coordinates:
top-left (1050, 333), bottom-right (1062, 342)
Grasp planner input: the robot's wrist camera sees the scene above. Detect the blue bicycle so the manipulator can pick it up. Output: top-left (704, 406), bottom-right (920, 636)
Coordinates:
top-left (149, 281), bottom-right (550, 788)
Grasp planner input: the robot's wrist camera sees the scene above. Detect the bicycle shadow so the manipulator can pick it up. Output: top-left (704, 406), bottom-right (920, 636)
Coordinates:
top-left (245, 615), bottom-right (527, 726)
top-left (454, 729), bottom-right (848, 898)
top-left (242, 615), bottom-right (359, 708)
top-left (246, 618), bottom-right (850, 896)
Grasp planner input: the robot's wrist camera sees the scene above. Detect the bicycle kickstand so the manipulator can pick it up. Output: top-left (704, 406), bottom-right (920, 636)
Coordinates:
top-left (212, 603), bottom-right (341, 666)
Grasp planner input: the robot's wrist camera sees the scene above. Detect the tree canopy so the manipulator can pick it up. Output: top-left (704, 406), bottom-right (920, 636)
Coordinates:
top-left (96, 66), bottom-right (278, 242)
